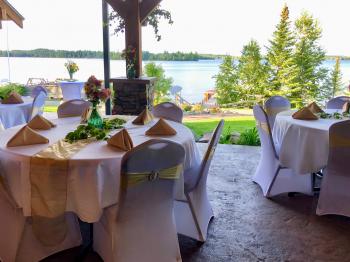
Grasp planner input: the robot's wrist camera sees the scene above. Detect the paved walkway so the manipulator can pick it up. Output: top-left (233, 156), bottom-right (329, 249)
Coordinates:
top-left (44, 144), bottom-right (350, 262)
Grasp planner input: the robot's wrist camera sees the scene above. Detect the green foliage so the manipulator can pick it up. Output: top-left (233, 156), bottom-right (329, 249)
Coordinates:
top-left (266, 5), bottom-right (297, 96)
top-left (0, 83), bottom-right (27, 99)
top-left (330, 57), bottom-right (343, 98)
top-left (214, 56), bottom-right (240, 105)
top-left (65, 118), bottom-right (126, 143)
top-left (0, 49), bottom-right (219, 62)
top-left (237, 40), bottom-right (268, 104)
top-left (293, 12), bottom-right (327, 104)
top-left (109, 6), bottom-right (173, 42)
top-left (219, 127), bottom-right (232, 144)
top-left (236, 127), bottom-right (261, 146)
top-left (144, 62), bottom-right (173, 105)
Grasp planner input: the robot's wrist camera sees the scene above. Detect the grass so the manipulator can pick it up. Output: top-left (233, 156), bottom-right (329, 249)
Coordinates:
top-left (183, 116), bottom-right (255, 138)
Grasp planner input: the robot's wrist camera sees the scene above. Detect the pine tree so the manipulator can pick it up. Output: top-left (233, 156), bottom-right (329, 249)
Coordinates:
top-left (330, 57), bottom-right (343, 98)
top-left (214, 56), bottom-right (240, 105)
top-left (293, 12), bottom-right (327, 104)
top-left (237, 40), bottom-right (268, 104)
top-left (266, 5), bottom-right (297, 96)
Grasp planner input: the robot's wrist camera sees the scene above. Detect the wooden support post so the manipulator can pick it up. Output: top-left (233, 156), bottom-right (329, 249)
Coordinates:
top-left (124, 0), bottom-right (142, 77)
top-left (102, 0), bottom-right (111, 115)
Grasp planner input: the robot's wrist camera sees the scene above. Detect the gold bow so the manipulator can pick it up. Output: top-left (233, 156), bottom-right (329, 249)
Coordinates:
top-left (256, 121), bottom-right (270, 134)
top-left (122, 164), bottom-right (183, 189)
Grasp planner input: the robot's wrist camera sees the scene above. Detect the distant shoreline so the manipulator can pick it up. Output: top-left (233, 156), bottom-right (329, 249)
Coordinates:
top-left (0, 49), bottom-right (349, 61)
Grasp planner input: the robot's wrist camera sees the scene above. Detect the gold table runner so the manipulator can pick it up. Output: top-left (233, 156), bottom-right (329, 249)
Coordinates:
top-left (30, 139), bottom-right (92, 246)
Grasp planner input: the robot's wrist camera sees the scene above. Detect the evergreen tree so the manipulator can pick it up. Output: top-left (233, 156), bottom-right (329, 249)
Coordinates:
top-left (293, 12), bottom-right (327, 104)
top-left (330, 57), bottom-right (343, 98)
top-left (266, 5), bottom-right (297, 96)
top-left (214, 56), bottom-right (240, 105)
top-left (237, 40), bottom-right (268, 104)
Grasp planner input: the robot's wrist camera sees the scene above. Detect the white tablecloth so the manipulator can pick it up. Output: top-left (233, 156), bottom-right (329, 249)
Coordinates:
top-left (0, 97), bottom-right (33, 129)
top-left (0, 117), bottom-right (201, 222)
top-left (273, 110), bottom-right (345, 174)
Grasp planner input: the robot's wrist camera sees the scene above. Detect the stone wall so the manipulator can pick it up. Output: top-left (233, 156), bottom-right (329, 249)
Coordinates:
top-left (111, 77), bottom-right (156, 115)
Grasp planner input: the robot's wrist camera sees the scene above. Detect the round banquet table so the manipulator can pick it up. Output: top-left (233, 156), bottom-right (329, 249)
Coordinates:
top-left (0, 116), bottom-right (201, 222)
top-left (272, 110), bottom-right (345, 174)
top-left (0, 96), bottom-right (33, 129)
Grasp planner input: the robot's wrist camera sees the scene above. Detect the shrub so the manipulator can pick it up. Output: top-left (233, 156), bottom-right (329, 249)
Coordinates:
top-left (191, 104), bottom-right (203, 113)
top-left (0, 83), bottom-right (28, 99)
top-left (236, 127), bottom-right (260, 146)
top-left (219, 127), bottom-right (231, 144)
top-left (209, 107), bottom-right (220, 114)
top-left (181, 104), bottom-right (192, 112)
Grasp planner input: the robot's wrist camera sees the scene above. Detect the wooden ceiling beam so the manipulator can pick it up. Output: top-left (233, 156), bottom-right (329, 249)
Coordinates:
top-left (105, 0), bottom-right (127, 19)
top-left (140, 0), bottom-right (162, 22)
top-left (0, 0), bottom-right (24, 28)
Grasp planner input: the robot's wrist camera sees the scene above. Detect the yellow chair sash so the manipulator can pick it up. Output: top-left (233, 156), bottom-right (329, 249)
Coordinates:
top-left (30, 138), bottom-right (93, 246)
top-left (256, 121), bottom-right (270, 134)
top-left (122, 164), bottom-right (183, 189)
top-left (330, 135), bottom-right (350, 148)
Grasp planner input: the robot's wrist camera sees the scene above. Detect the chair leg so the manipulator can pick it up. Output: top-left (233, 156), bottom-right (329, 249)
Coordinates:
top-left (266, 166), bottom-right (281, 198)
top-left (185, 192), bottom-right (205, 243)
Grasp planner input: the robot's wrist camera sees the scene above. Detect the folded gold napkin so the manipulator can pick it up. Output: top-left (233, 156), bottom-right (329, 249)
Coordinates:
top-left (107, 128), bottom-right (133, 151)
top-left (7, 126), bottom-right (49, 147)
top-left (292, 107), bottom-right (318, 120)
top-left (28, 115), bottom-right (56, 130)
top-left (132, 108), bottom-right (154, 125)
top-left (145, 118), bottom-right (177, 136)
top-left (307, 102), bottom-right (324, 114)
top-left (80, 107), bottom-right (92, 124)
top-left (1, 92), bottom-right (24, 104)
top-left (342, 101), bottom-right (350, 113)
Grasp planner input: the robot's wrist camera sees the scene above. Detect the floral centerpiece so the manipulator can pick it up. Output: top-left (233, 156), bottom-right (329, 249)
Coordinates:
top-left (84, 75), bottom-right (111, 128)
top-left (64, 60), bottom-right (79, 80)
top-left (121, 45), bottom-right (137, 79)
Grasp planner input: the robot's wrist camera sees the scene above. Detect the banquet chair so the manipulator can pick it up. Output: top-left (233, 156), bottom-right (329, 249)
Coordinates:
top-left (0, 120), bottom-right (4, 131)
top-left (0, 171), bottom-right (82, 262)
top-left (174, 119), bottom-right (224, 242)
top-left (316, 120), bottom-right (350, 217)
top-left (31, 85), bottom-right (48, 98)
top-left (264, 96), bottom-right (290, 130)
top-left (326, 96), bottom-right (350, 110)
top-left (252, 105), bottom-right (313, 197)
top-left (93, 140), bottom-right (185, 262)
top-left (152, 102), bottom-right (184, 123)
top-left (29, 91), bottom-right (47, 121)
top-left (57, 99), bottom-right (91, 118)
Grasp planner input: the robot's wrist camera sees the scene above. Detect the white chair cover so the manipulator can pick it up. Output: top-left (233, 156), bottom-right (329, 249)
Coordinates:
top-left (264, 96), bottom-right (290, 130)
top-left (29, 91), bottom-right (47, 121)
top-left (0, 120), bottom-right (4, 131)
top-left (316, 120), bottom-right (350, 217)
top-left (57, 99), bottom-right (91, 118)
top-left (0, 171), bottom-right (82, 262)
top-left (93, 140), bottom-right (185, 262)
top-left (326, 96), bottom-right (350, 110)
top-left (174, 119), bottom-right (224, 242)
top-left (152, 102), bottom-right (184, 123)
top-left (252, 105), bottom-right (313, 197)
top-left (31, 86), bottom-right (48, 98)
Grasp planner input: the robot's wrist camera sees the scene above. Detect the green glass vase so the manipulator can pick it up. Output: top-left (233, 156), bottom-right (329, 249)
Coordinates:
top-left (88, 101), bottom-right (103, 129)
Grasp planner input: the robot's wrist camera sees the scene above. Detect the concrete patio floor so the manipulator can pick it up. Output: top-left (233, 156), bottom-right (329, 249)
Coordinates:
top-left (44, 143), bottom-right (350, 262)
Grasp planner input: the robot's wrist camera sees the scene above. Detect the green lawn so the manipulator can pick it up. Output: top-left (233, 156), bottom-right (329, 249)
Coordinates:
top-left (184, 116), bottom-right (255, 138)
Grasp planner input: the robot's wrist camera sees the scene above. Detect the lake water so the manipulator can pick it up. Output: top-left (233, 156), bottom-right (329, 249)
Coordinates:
top-left (1, 57), bottom-right (349, 103)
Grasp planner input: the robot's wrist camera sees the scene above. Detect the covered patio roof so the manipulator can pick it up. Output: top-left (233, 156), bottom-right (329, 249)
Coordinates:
top-left (0, 0), bottom-right (24, 29)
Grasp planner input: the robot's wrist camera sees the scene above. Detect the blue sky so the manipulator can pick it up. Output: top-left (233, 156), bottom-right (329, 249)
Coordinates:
top-left (1, 0), bottom-right (349, 55)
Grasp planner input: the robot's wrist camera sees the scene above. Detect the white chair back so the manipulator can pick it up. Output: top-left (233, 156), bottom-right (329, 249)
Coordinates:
top-left (253, 105), bottom-right (278, 159)
top-left (152, 102), bottom-right (183, 123)
top-left (190, 119), bottom-right (224, 191)
top-left (264, 96), bottom-right (290, 129)
top-left (326, 96), bottom-right (350, 110)
top-left (0, 120), bottom-right (4, 131)
top-left (317, 120), bottom-right (350, 216)
top-left (57, 99), bottom-right (91, 118)
top-left (113, 140), bottom-right (185, 261)
top-left (29, 91), bottom-right (47, 121)
top-left (31, 86), bottom-right (48, 98)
